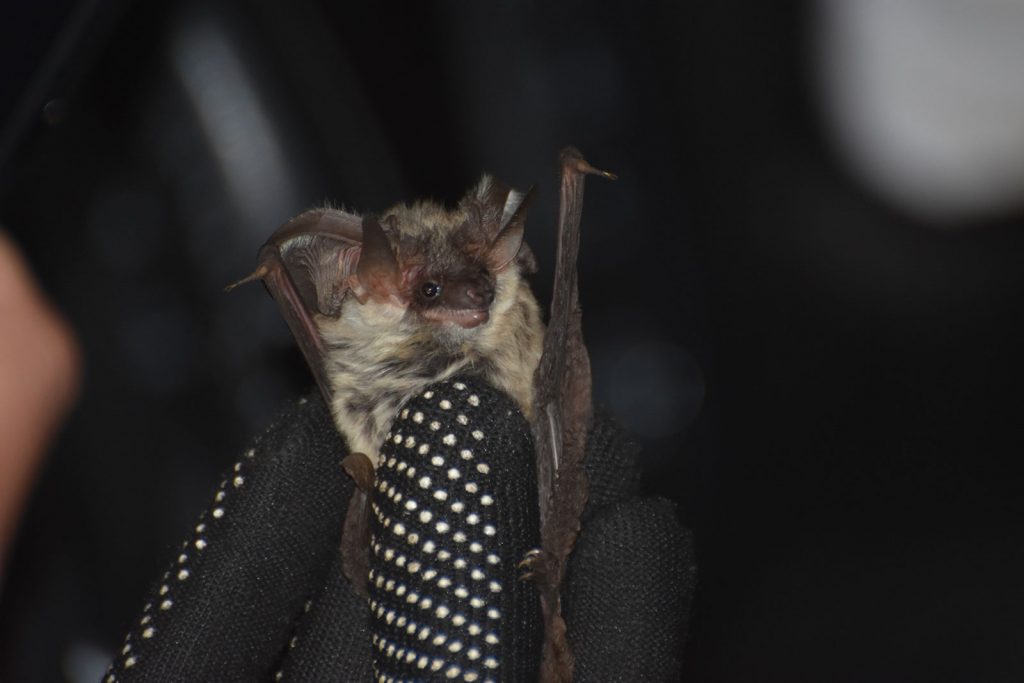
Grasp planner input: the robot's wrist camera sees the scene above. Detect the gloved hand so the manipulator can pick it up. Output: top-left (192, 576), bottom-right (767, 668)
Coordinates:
top-left (103, 375), bottom-right (696, 682)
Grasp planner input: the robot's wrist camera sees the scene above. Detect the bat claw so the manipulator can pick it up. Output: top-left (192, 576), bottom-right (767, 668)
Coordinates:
top-left (224, 265), bottom-right (269, 292)
top-left (518, 548), bottom-right (544, 566)
top-left (581, 161), bottom-right (618, 181)
top-left (518, 548), bottom-right (559, 586)
top-left (559, 146), bottom-right (618, 181)
top-left (342, 452), bottom-right (376, 493)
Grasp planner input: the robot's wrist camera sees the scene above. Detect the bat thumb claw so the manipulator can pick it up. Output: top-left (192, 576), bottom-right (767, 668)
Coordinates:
top-left (342, 452), bottom-right (377, 493)
top-left (224, 265), bottom-right (269, 292)
top-left (577, 159), bottom-right (618, 181)
top-left (559, 146), bottom-right (618, 180)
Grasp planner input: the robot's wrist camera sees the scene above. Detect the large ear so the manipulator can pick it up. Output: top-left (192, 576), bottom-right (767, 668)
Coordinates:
top-left (487, 185), bottom-right (534, 272)
top-left (351, 214), bottom-right (401, 303)
top-left (226, 207), bottom-right (364, 403)
top-left (467, 175), bottom-right (534, 272)
top-left (262, 207), bottom-right (364, 318)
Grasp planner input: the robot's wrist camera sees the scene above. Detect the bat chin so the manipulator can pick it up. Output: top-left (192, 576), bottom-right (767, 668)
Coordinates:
top-left (424, 308), bottom-right (490, 329)
top-left (457, 311), bottom-right (489, 328)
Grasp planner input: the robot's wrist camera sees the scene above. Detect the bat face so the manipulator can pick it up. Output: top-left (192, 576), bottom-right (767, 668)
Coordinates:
top-left (274, 175), bottom-right (544, 462)
top-left (356, 198), bottom-right (522, 335)
top-left (325, 175), bottom-right (537, 351)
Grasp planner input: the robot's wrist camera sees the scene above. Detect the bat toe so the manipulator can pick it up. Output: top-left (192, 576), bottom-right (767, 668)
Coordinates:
top-left (517, 548), bottom-right (559, 588)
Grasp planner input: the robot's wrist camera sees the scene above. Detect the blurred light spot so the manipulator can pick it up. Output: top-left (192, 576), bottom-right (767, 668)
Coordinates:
top-left (171, 15), bottom-right (296, 235)
top-left (815, 0), bottom-right (1024, 222)
top-left (601, 339), bottom-right (704, 439)
top-left (62, 640), bottom-right (111, 683)
top-left (43, 98), bottom-right (67, 125)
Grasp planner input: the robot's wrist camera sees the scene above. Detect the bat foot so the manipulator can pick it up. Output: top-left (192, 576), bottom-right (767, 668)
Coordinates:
top-left (517, 547), bottom-right (544, 568)
top-left (520, 548), bottom-right (574, 681)
top-left (517, 547), bottom-right (560, 589)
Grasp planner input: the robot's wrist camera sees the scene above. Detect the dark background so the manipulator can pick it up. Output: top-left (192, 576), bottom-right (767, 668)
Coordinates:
top-left (2, 1), bottom-right (1024, 681)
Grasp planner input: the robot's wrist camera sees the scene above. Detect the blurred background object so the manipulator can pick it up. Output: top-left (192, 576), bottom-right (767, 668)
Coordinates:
top-left (2, 1), bottom-right (1024, 681)
top-left (0, 232), bottom-right (80, 574)
top-left (815, 0), bottom-right (1024, 223)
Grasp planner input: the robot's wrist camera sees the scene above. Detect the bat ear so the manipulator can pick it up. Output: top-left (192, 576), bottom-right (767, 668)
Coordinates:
top-left (487, 186), bottom-right (533, 272)
top-left (237, 207), bottom-right (364, 319)
top-left (352, 214), bottom-right (401, 302)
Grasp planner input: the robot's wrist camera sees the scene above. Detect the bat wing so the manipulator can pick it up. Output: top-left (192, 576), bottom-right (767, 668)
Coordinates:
top-left (230, 207), bottom-right (395, 597)
top-left (531, 147), bottom-right (616, 682)
top-left (228, 208), bottom-right (364, 405)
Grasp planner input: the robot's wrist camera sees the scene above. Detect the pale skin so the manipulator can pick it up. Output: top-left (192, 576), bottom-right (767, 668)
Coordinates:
top-left (0, 232), bottom-right (80, 572)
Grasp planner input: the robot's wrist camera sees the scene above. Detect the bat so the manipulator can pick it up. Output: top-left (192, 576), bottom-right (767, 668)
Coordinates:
top-left (229, 148), bottom-right (614, 681)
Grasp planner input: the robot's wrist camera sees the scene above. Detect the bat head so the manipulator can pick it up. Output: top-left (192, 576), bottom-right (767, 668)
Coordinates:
top-left (348, 176), bottom-right (536, 338)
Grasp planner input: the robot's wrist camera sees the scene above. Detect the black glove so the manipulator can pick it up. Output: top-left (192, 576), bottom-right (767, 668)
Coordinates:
top-left (103, 376), bottom-right (696, 682)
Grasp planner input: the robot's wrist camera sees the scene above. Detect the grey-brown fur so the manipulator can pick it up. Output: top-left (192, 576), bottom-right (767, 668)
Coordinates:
top-left (319, 177), bottom-right (544, 466)
top-left (234, 148), bottom-right (613, 682)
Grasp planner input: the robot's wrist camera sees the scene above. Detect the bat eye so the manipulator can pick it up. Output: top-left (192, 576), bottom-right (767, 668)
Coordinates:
top-left (421, 281), bottom-right (442, 299)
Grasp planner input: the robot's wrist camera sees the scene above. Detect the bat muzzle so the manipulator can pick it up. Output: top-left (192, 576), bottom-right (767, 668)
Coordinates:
top-left (423, 307), bottom-right (491, 328)
top-left (424, 277), bottom-right (495, 328)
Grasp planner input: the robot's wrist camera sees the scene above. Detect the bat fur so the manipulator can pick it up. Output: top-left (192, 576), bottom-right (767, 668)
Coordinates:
top-left (233, 149), bottom-right (612, 683)
top-left (318, 176), bottom-right (543, 466)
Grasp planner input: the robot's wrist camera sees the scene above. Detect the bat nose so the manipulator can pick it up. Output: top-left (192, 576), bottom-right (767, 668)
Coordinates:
top-left (465, 283), bottom-right (495, 308)
top-left (450, 279), bottom-right (494, 309)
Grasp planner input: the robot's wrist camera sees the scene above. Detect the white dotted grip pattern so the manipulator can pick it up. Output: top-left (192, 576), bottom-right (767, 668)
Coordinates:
top-left (369, 380), bottom-right (541, 683)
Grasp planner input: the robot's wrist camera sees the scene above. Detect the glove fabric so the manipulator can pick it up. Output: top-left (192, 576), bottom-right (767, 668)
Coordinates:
top-left (104, 375), bottom-right (695, 682)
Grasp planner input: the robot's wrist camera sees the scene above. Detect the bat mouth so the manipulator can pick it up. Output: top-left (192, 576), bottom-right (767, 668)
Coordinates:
top-left (422, 308), bottom-right (490, 328)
